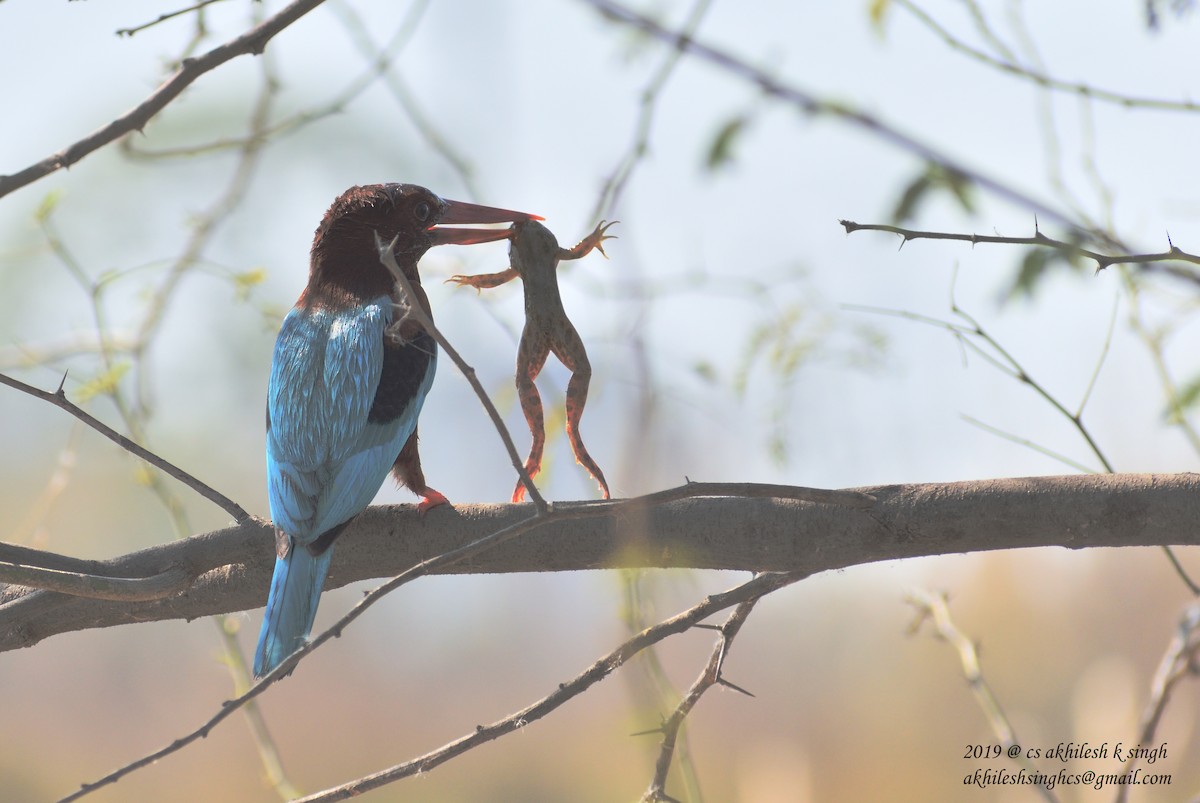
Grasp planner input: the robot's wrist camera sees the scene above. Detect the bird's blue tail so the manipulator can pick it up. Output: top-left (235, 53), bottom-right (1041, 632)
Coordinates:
top-left (253, 540), bottom-right (334, 678)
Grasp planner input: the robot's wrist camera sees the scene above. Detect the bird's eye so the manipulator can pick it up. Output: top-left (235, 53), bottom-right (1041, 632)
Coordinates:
top-left (413, 201), bottom-right (432, 222)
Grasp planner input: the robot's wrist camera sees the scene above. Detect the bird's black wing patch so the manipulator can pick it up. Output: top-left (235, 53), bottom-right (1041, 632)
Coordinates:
top-left (368, 330), bottom-right (436, 424)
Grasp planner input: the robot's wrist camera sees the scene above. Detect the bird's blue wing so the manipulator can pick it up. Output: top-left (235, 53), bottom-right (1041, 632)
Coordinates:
top-left (255, 297), bottom-right (436, 677)
top-left (265, 299), bottom-right (426, 545)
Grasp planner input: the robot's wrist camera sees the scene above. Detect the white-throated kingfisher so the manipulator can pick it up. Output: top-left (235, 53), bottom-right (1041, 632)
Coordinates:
top-left (253, 183), bottom-right (539, 678)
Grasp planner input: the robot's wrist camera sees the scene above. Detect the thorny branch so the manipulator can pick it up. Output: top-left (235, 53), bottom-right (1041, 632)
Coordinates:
top-left (293, 573), bottom-right (803, 803)
top-left (583, 0), bottom-right (1103, 243)
top-left (640, 596), bottom-right (761, 803)
top-left (0, 372), bottom-right (247, 522)
top-left (839, 220), bottom-right (1200, 286)
top-left (60, 522), bottom-right (805, 801)
top-left (22, 26), bottom-right (298, 797)
top-left (0, 0), bottom-right (327, 200)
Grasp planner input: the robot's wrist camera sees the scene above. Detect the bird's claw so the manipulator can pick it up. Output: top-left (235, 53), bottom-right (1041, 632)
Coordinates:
top-left (416, 488), bottom-right (450, 516)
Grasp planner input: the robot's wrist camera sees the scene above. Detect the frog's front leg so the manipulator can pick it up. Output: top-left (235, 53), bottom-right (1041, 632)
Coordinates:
top-left (512, 331), bottom-right (553, 503)
top-left (445, 267), bottom-right (520, 291)
top-left (549, 320), bottom-right (611, 500)
top-left (559, 220), bottom-right (618, 262)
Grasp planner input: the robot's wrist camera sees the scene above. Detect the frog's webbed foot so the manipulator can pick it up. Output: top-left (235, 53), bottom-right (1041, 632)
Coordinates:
top-left (561, 220), bottom-right (618, 261)
top-left (445, 267), bottom-right (520, 292)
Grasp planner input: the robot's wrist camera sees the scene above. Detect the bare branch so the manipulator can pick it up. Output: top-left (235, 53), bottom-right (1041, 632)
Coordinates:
top-left (3, 474), bottom-right (1198, 653)
top-left (116, 0), bottom-right (230, 38)
top-left (583, 0), bottom-right (1099, 241)
top-left (1116, 600), bottom-right (1200, 803)
top-left (590, 0), bottom-right (714, 221)
top-left (0, 372), bottom-right (248, 523)
top-left (292, 572), bottom-right (802, 802)
top-left (376, 233), bottom-right (549, 511)
top-left (0, 560), bottom-right (192, 603)
top-left (0, 0), bottom-right (327, 200)
top-left (839, 220), bottom-right (1200, 285)
top-left (895, 0), bottom-right (1200, 113)
top-left (907, 589), bottom-right (1059, 803)
top-left (641, 596), bottom-right (761, 802)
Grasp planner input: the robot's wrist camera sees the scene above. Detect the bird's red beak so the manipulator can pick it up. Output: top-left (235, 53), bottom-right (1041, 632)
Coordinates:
top-left (429, 198), bottom-right (543, 246)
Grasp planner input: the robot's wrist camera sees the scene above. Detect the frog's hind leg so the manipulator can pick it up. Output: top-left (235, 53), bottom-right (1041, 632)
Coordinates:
top-left (513, 332), bottom-right (552, 503)
top-left (552, 325), bottom-right (611, 500)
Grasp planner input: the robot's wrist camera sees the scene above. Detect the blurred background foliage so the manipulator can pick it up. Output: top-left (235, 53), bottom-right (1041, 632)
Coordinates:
top-left (2, 0), bottom-right (1200, 800)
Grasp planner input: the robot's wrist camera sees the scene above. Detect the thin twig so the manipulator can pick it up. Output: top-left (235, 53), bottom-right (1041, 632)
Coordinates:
top-left (590, 0), bottom-right (714, 221)
top-left (118, 1), bottom-right (426, 162)
top-left (641, 596), bottom-right (762, 802)
top-left (116, 0), bottom-right (230, 37)
top-left (0, 372), bottom-right (248, 522)
top-left (960, 415), bottom-right (1098, 475)
top-left (631, 480), bottom-right (874, 509)
top-left (1115, 601), bottom-right (1200, 803)
top-left (376, 233), bottom-right (549, 512)
top-left (907, 589), bottom-right (1059, 803)
top-left (0, 0), bottom-right (327, 199)
top-left (896, 0), bottom-right (1200, 113)
top-left (332, 0), bottom-right (481, 199)
top-left (0, 561), bottom-right (192, 602)
top-left (839, 220), bottom-right (1200, 286)
top-left (582, 0), bottom-right (1102, 243)
top-left (295, 572), bottom-right (802, 803)
top-left (850, 294), bottom-right (1200, 593)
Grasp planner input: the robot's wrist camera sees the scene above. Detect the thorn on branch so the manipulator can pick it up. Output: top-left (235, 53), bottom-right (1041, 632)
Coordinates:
top-left (716, 676), bottom-right (756, 697)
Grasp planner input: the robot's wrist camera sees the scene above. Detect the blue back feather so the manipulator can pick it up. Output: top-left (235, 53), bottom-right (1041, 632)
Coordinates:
top-left (254, 297), bottom-right (435, 676)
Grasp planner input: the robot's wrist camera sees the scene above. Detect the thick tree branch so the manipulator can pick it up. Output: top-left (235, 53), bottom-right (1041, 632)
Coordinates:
top-left (1, 473), bottom-right (1195, 653)
top-left (0, 0), bottom-right (326, 200)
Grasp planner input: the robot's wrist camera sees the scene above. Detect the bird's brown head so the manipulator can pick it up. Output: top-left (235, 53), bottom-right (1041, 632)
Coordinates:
top-left (307, 183), bottom-right (540, 303)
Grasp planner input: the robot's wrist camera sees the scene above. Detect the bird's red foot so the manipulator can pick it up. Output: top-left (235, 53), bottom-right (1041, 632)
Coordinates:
top-left (417, 488), bottom-right (450, 515)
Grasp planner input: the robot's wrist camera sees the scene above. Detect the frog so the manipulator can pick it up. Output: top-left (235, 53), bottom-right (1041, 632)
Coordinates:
top-left (448, 219), bottom-right (616, 502)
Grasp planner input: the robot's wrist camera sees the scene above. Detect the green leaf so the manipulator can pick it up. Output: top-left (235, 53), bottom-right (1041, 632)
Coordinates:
top-left (692, 360), bottom-right (719, 385)
top-left (705, 115), bottom-right (749, 172)
top-left (232, 266), bottom-right (267, 301)
top-left (869, 0), bottom-right (892, 33)
top-left (34, 190), bottom-right (64, 224)
top-left (1174, 373), bottom-right (1200, 416)
top-left (75, 362), bottom-right (130, 403)
top-left (891, 173), bottom-right (932, 224)
top-left (890, 163), bottom-right (976, 224)
top-left (1002, 236), bottom-right (1086, 303)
